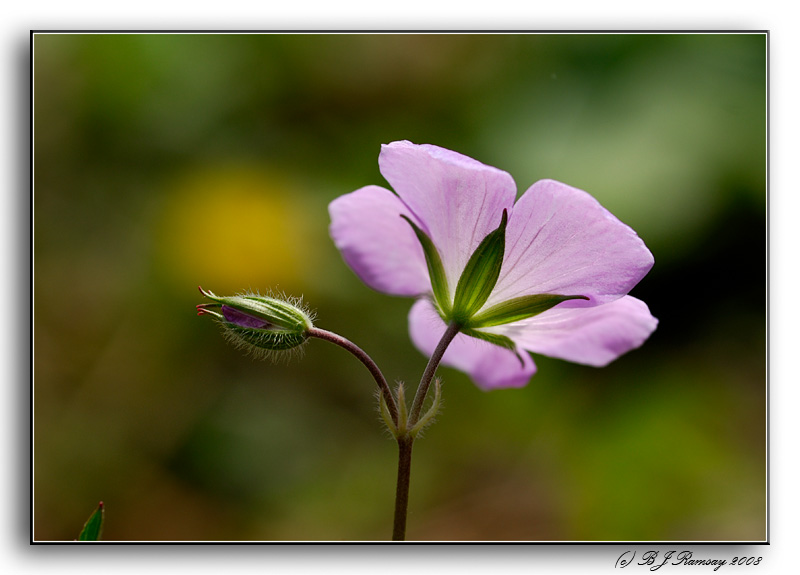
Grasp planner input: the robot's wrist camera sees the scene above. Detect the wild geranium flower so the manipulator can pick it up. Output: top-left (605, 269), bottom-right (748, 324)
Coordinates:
top-left (329, 140), bottom-right (657, 390)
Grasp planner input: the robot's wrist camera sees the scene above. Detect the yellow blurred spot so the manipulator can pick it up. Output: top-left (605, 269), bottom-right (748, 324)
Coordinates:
top-left (158, 165), bottom-right (312, 293)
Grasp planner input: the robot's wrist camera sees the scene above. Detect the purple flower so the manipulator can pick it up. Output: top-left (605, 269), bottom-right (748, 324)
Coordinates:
top-left (329, 140), bottom-right (657, 390)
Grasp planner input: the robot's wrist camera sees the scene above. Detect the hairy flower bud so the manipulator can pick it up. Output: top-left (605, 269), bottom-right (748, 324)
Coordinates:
top-left (197, 286), bottom-right (314, 359)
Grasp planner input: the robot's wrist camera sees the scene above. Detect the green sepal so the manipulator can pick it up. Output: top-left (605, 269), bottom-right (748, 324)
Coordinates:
top-left (467, 294), bottom-right (589, 328)
top-left (78, 502), bottom-right (104, 541)
top-left (222, 324), bottom-right (308, 352)
top-left (461, 325), bottom-right (527, 367)
top-left (451, 209), bottom-right (508, 324)
top-left (461, 326), bottom-right (517, 353)
top-left (400, 215), bottom-right (451, 317)
top-left (201, 289), bottom-right (313, 332)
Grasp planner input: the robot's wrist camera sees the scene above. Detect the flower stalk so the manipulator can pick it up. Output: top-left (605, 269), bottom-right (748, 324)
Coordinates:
top-left (408, 322), bottom-right (461, 429)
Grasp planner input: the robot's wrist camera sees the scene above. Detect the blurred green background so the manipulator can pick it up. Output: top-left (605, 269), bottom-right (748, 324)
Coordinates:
top-left (33, 33), bottom-right (766, 541)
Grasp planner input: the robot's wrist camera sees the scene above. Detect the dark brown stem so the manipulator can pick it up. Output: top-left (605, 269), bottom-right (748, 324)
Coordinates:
top-left (392, 434), bottom-right (414, 541)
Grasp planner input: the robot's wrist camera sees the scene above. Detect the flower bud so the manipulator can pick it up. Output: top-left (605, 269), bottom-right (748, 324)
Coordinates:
top-left (197, 286), bottom-right (314, 358)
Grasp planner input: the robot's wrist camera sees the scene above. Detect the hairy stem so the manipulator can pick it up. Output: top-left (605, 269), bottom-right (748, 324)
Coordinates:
top-left (307, 327), bottom-right (398, 426)
top-left (392, 434), bottom-right (413, 541)
top-left (392, 322), bottom-right (461, 541)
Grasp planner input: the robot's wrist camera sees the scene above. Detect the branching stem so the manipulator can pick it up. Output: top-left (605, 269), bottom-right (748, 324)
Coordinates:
top-left (392, 321), bottom-right (461, 541)
top-left (308, 323), bottom-right (461, 541)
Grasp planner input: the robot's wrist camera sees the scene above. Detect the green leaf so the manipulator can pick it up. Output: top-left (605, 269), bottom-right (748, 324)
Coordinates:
top-left (78, 501), bottom-right (104, 541)
top-left (401, 215), bottom-right (451, 317)
top-left (409, 377), bottom-right (442, 438)
top-left (468, 294), bottom-right (589, 328)
top-left (451, 209), bottom-right (508, 324)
